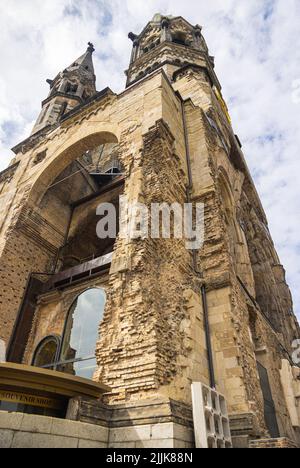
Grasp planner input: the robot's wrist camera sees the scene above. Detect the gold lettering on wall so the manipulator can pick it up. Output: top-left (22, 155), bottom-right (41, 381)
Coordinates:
top-left (0, 390), bottom-right (63, 410)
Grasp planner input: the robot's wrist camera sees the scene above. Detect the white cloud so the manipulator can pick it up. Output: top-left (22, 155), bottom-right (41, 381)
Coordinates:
top-left (0, 0), bottom-right (299, 320)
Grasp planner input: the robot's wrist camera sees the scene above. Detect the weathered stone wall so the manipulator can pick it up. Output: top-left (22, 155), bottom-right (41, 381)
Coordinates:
top-left (95, 119), bottom-right (208, 404)
top-left (0, 410), bottom-right (194, 448)
top-left (250, 437), bottom-right (298, 449)
top-left (0, 230), bottom-right (54, 345)
top-left (0, 411), bottom-right (109, 449)
top-left (174, 68), bottom-right (300, 444)
top-left (0, 73), bottom-right (165, 348)
top-left (0, 51), bottom-right (299, 450)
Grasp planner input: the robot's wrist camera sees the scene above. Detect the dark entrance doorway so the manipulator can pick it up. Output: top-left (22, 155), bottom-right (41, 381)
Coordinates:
top-left (257, 362), bottom-right (280, 438)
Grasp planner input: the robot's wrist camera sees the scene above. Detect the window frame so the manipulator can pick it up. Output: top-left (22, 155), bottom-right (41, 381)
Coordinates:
top-left (32, 288), bottom-right (106, 378)
top-left (32, 335), bottom-right (61, 369)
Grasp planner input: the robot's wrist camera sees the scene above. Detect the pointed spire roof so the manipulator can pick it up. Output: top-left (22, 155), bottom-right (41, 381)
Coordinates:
top-left (66, 42), bottom-right (95, 76)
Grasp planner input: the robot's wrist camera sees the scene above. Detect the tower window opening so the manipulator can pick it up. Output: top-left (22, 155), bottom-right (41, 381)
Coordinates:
top-left (143, 39), bottom-right (160, 55)
top-left (172, 32), bottom-right (187, 46)
top-left (65, 82), bottom-right (78, 94)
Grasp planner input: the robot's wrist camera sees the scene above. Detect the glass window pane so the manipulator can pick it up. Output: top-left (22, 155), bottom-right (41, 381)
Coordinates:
top-left (60, 288), bottom-right (106, 375)
top-left (33, 337), bottom-right (58, 368)
top-left (57, 358), bottom-right (97, 380)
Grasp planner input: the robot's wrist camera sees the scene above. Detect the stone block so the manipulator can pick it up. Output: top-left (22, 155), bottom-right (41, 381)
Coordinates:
top-left (20, 414), bottom-right (52, 434)
top-left (109, 425), bottom-right (151, 443)
top-left (0, 429), bottom-right (14, 448)
top-left (76, 422), bottom-right (109, 443)
top-left (109, 442), bottom-right (136, 448)
top-left (136, 439), bottom-right (174, 448)
top-left (51, 418), bottom-right (108, 442)
top-left (78, 439), bottom-right (107, 448)
top-left (174, 439), bottom-right (192, 449)
top-left (151, 423), bottom-right (173, 440)
top-left (173, 424), bottom-right (194, 443)
top-left (12, 432), bottom-right (79, 449)
top-left (0, 411), bottom-right (23, 430)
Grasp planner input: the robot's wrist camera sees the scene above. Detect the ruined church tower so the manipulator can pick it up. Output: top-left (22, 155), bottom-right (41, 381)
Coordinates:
top-left (0, 14), bottom-right (299, 449)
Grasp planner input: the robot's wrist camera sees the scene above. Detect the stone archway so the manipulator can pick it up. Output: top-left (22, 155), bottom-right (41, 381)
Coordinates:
top-left (28, 129), bottom-right (119, 207)
top-left (0, 127), bottom-right (119, 348)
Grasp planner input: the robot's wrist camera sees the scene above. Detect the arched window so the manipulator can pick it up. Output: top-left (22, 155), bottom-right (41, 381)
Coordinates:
top-left (32, 336), bottom-right (60, 369)
top-left (58, 288), bottom-right (106, 379)
top-left (32, 288), bottom-right (106, 380)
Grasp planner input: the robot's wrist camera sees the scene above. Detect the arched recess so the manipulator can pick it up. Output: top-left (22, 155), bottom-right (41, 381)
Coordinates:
top-left (29, 129), bottom-right (121, 259)
top-left (217, 167), bottom-right (255, 294)
top-left (28, 129), bottom-right (119, 207)
top-left (5, 127), bottom-right (122, 364)
top-left (25, 127), bottom-right (122, 267)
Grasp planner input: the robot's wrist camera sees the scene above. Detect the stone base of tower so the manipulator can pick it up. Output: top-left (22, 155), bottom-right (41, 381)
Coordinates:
top-left (0, 398), bottom-right (195, 448)
top-left (1, 403), bottom-right (299, 448)
top-left (67, 397), bottom-right (195, 448)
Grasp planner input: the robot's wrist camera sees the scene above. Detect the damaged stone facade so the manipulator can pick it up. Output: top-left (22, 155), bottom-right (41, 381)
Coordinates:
top-left (0, 14), bottom-right (299, 448)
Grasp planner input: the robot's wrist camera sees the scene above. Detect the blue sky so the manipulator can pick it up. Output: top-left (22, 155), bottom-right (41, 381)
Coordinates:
top-left (0, 0), bottom-right (299, 319)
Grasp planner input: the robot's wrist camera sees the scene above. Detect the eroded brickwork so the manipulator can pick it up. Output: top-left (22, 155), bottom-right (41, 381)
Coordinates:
top-left (0, 14), bottom-right (299, 449)
top-left (95, 120), bottom-right (207, 403)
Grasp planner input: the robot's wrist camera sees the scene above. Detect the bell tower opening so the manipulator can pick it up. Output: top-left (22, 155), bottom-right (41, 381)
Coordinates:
top-left (172, 32), bottom-right (187, 46)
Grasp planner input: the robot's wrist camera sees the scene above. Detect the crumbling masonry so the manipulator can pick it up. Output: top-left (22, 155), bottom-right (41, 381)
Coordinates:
top-left (0, 14), bottom-right (300, 448)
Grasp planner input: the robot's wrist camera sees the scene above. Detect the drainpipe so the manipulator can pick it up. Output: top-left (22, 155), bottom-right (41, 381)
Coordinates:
top-left (201, 284), bottom-right (216, 389)
top-left (180, 95), bottom-right (216, 389)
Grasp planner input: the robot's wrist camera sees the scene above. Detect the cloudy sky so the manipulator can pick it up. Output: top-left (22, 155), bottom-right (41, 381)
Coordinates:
top-left (0, 0), bottom-right (299, 319)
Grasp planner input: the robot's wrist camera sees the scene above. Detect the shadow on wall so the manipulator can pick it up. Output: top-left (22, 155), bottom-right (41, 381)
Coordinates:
top-left (0, 340), bottom-right (6, 362)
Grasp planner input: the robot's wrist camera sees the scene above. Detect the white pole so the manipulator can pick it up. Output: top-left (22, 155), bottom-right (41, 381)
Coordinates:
top-left (0, 339), bottom-right (6, 362)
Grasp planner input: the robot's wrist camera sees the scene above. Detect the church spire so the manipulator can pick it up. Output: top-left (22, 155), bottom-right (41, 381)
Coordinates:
top-left (65, 42), bottom-right (96, 76)
top-left (32, 43), bottom-right (97, 135)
